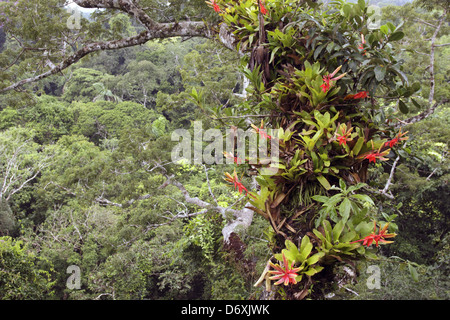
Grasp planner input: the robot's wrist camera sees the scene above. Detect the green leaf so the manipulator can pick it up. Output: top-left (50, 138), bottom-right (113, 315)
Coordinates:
top-left (408, 263), bottom-right (419, 282)
top-left (314, 43), bottom-right (326, 60)
top-left (342, 4), bottom-right (352, 18)
top-left (411, 82), bottom-right (421, 92)
top-left (352, 136), bottom-right (365, 156)
top-left (358, 0), bottom-right (366, 10)
top-left (411, 98), bottom-right (421, 109)
top-left (398, 100), bottom-right (409, 114)
top-left (305, 252), bottom-right (324, 266)
top-left (380, 25), bottom-right (389, 35)
top-left (389, 31), bottom-right (405, 42)
top-left (340, 230), bottom-right (357, 243)
top-left (386, 22), bottom-right (396, 32)
top-left (317, 175), bottom-right (331, 190)
top-left (339, 179), bottom-right (346, 191)
top-left (303, 266), bottom-right (323, 276)
top-left (299, 236), bottom-right (313, 262)
top-left (350, 194), bottom-right (374, 206)
top-left (332, 219), bottom-right (345, 242)
top-left (339, 197), bottom-right (351, 221)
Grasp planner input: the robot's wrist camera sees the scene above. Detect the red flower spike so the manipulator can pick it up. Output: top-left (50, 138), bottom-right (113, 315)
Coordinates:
top-left (268, 253), bottom-right (302, 286)
top-left (385, 129), bottom-right (409, 148)
top-left (359, 140), bottom-right (390, 164)
top-left (363, 150), bottom-right (389, 163)
top-left (321, 75), bottom-right (332, 93)
top-left (321, 66), bottom-right (346, 93)
top-left (251, 120), bottom-right (272, 140)
top-left (224, 170), bottom-right (249, 196)
top-left (385, 137), bottom-right (399, 148)
top-left (335, 123), bottom-right (353, 146)
top-left (259, 0), bottom-right (268, 15)
top-left (351, 221), bottom-right (397, 247)
top-left (344, 91), bottom-right (369, 100)
top-left (206, 1), bottom-right (220, 12)
top-left (353, 91), bottom-right (369, 99)
top-left (358, 34), bottom-right (367, 55)
top-left (337, 134), bottom-right (348, 146)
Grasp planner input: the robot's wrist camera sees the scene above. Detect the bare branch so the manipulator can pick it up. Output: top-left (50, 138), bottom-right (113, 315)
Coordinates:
top-left (433, 43), bottom-right (450, 47)
top-left (427, 8), bottom-right (447, 106)
top-left (379, 155), bottom-right (400, 199)
top-left (203, 165), bottom-right (218, 206)
top-left (1, 0), bottom-right (213, 93)
top-left (414, 18), bottom-right (437, 29)
top-left (426, 167), bottom-right (439, 181)
top-left (394, 99), bottom-right (449, 128)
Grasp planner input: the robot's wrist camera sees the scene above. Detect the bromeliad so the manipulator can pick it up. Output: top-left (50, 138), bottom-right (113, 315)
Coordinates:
top-left (351, 221), bottom-right (397, 247)
top-left (385, 129), bottom-right (409, 148)
top-left (268, 252), bottom-right (302, 286)
top-left (224, 169), bottom-right (249, 195)
top-left (206, 0), bottom-right (221, 12)
top-left (335, 123), bottom-right (354, 146)
top-left (259, 0), bottom-right (268, 15)
top-left (321, 65), bottom-right (346, 93)
top-left (251, 120), bottom-right (272, 140)
top-left (359, 140), bottom-right (390, 164)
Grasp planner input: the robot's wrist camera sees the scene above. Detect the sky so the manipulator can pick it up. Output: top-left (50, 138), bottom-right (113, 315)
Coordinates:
top-left (65, 1), bottom-right (99, 13)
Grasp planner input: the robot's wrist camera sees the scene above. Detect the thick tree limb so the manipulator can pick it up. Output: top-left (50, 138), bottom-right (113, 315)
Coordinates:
top-left (1, 1), bottom-right (212, 93)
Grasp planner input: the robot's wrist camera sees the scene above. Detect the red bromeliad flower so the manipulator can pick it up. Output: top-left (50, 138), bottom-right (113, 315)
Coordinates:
top-left (268, 253), bottom-right (302, 286)
top-left (259, 0), bottom-right (268, 15)
top-left (251, 120), bottom-right (272, 140)
top-left (351, 221), bottom-right (396, 247)
top-left (353, 91), bottom-right (369, 99)
top-left (206, 0), bottom-right (220, 12)
top-left (364, 151), bottom-right (388, 163)
top-left (385, 129), bottom-right (409, 148)
top-left (335, 123), bottom-right (353, 146)
top-left (337, 134), bottom-right (349, 146)
top-left (385, 137), bottom-right (399, 148)
top-left (344, 91), bottom-right (369, 100)
top-left (321, 65), bottom-right (346, 93)
top-left (224, 170), bottom-right (249, 195)
top-left (320, 75), bottom-right (332, 93)
top-left (360, 140), bottom-right (390, 163)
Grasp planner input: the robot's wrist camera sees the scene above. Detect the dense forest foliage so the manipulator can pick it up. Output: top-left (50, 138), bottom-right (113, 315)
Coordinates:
top-left (0, 0), bottom-right (448, 300)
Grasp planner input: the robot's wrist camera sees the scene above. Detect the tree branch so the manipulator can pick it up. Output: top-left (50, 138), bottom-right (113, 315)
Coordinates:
top-left (379, 155), bottom-right (400, 199)
top-left (427, 8), bottom-right (447, 106)
top-left (1, 1), bottom-right (213, 93)
top-left (394, 99), bottom-right (449, 128)
top-left (433, 43), bottom-right (450, 47)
